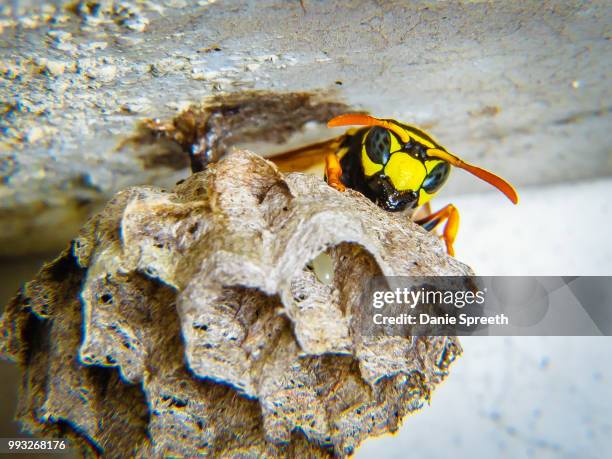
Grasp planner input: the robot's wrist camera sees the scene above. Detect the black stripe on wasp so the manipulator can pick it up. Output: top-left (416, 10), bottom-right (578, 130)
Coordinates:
top-left (268, 113), bottom-right (518, 256)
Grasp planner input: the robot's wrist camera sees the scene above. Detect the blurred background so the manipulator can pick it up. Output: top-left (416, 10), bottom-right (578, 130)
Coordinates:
top-left (357, 181), bottom-right (612, 458)
top-left (1, 1), bottom-right (610, 458)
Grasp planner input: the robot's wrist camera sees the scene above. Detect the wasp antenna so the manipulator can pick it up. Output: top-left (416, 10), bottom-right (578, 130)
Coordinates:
top-left (328, 114), bottom-right (411, 143)
top-left (463, 163), bottom-right (519, 204)
top-left (427, 149), bottom-right (519, 204)
top-left (327, 113), bottom-right (378, 128)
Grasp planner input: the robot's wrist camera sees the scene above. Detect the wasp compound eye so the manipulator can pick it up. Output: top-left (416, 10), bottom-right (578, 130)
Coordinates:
top-left (365, 126), bottom-right (391, 165)
top-left (422, 162), bottom-right (450, 194)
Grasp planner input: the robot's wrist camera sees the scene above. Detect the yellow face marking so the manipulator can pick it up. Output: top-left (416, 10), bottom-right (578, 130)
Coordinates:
top-left (361, 148), bottom-right (383, 176)
top-left (383, 153), bottom-right (426, 191)
top-left (417, 189), bottom-right (432, 206)
top-left (425, 159), bottom-right (444, 174)
top-left (388, 131), bottom-right (402, 154)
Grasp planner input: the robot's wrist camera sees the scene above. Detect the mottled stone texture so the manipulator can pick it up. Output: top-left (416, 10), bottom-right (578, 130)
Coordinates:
top-left (1, 151), bottom-right (467, 458)
top-left (1, 0), bottom-right (610, 255)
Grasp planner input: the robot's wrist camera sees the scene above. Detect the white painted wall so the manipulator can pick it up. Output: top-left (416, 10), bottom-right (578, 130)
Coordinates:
top-left (358, 179), bottom-right (612, 459)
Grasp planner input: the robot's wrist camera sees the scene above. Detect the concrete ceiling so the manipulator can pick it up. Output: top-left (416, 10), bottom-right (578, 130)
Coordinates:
top-left (1, 0), bottom-right (610, 255)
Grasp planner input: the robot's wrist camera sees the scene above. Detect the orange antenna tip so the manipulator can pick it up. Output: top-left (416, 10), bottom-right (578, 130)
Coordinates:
top-left (427, 149), bottom-right (519, 204)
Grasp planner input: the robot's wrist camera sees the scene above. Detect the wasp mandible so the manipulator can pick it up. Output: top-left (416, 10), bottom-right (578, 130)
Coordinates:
top-left (270, 113), bottom-right (519, 256)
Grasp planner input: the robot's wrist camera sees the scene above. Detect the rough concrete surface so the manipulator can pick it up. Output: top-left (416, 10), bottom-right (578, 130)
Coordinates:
top-left (1, 0), bottom-right (611, 255)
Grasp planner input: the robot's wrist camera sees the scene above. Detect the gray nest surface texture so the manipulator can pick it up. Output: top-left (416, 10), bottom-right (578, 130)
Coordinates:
top-left (0, 151), bottom-right (468, 458)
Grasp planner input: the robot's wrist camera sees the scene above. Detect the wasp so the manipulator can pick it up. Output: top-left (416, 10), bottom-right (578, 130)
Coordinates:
top-left (270, 113), bottom-right (519, 256)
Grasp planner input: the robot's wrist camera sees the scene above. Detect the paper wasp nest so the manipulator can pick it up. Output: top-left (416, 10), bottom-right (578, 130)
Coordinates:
top-left (0, 150), bottom-right (470, 458)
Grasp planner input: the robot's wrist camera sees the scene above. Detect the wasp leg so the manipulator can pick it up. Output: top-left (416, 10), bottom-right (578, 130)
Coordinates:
top-left (414, 204), bottom-right (460, 256)
top-left (412, 202), bottom-right (432, 221)
top-left (325, 153), bottom-right (346, 192)
top-left (270, 136), bottom-right (344, 174)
